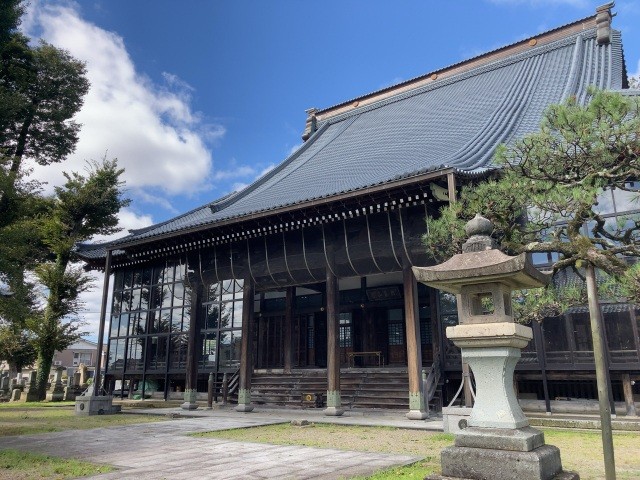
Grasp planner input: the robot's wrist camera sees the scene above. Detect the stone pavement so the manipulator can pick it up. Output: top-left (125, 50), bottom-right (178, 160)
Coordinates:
top-left (0, 410), bottom-right (423, 479)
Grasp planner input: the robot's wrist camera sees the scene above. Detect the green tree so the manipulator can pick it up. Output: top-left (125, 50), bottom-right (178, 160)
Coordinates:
top-left (31, 160), bottom-right (129, 400)
top-left (423, 89), bottom-right (640, 480)
top-left (0, 0), bottom-right (89, 219)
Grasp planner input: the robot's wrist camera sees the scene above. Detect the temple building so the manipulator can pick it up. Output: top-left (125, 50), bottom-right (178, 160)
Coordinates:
top-left (78, 4), bottom-right (639, 416)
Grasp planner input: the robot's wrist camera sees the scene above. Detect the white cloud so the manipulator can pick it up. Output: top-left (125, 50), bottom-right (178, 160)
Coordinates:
top-left (212, 164), bottom-right (257, 181)
top-left (25, 1), bottom-right (220, 196)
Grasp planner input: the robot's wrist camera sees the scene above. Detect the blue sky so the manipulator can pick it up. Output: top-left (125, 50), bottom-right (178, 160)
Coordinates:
top-left (21, 0), bottom-right (640, 338)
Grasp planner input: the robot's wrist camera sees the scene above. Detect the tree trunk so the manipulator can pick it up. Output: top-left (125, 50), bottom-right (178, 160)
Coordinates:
top-left (34, 346), bottom-right (54, 401)
top-left (585, 263), bottom-right (616, 480)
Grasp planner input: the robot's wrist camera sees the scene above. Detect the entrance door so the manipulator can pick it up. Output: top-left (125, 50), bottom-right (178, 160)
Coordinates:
top-left (257, 314), bottom-right (284, 368)
top-left (387, 308), bottom-right (407, 364)
top-left (314, 312), bottom-right (327, 368)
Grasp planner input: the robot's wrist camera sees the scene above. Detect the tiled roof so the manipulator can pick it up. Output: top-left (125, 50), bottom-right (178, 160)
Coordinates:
top-left (78, 23), bottom-right (626, 257)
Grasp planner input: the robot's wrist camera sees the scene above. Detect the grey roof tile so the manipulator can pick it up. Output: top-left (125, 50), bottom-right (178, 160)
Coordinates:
top-left (78, 26), bottom-right (627, 256)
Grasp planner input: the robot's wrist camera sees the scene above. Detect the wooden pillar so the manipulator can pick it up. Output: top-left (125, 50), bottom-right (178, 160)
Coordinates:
top-left (93, 250), bottom-right (112, 395)
top-left (404, 256), bottom-right (428, 419)
top-left (622, 373), bottom-right (637, 417)
top-left (181, 279), bottom-right (202, 410)
top-left (446, 172), bottom-right (473, 408)
top-left (324, 266), bottom-right (343, 416)
top-left (236, 277), bottom-right (255, 412)
top-left (283, 286), bottom-right (295, 374)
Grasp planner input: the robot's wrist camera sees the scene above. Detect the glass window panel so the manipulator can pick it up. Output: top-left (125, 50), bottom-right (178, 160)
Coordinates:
top-left (388, 308), bottom-right (403, 322)
top-left (126, 339), bottom-right (144, 371)
top-left (147, 311), bottom-right (159, 334)
top-left (172, 308), bottom-right (186, 333)
top-left (207, 282), bottom-right (221, 302)
top-left (108, 339), bottom-right (125, 371)
top-left (219, 302), bottom-right (233, 329)
top-left (109, 315), bottom-right (120, 338)
top-left (127, 313), bottom-right (138, 337)
top-left (148, 336), bottom-right (168, 370)
top-left (440, 293), bottom-right (457, 314)
top-left (130, 288), bottom-right (141, 311)
top-left (161, 285), bottom-right (173, 308)
top-left (307, 316), bottom-right (314, 348)
top-left (172, 283), bottom-right (184, 305)
top-left (219, 329), bottom-right (241, 368)
top-left (157, 309), bottom-right (172, 334)
top-left (232, 301), bottom-right (244, 329)
top-left (140, 286), bottom-right (150, 310)
top-left (170, 335), bottom-right (188, 369)
top-left (234, 279), bottom-right (244, 295)
top-left (221, 279), bottom-right (234, 301)
top-left (420, 320), bottom-right (432, 345)
top-left (532, 252), bottom-right (550, 265)
top-left (204, 304), bottom-right (219, 330)
top-left (132, 270), bottom-right (143, 289)
top-left (123, 270), bottom-right (134, 289)
top-left (162, 264), bottom-right (175, 284)
top-left (201, 332), bottom-right (217, 368)
top-left (118, 314), bottom-right (130, 337)
top-left (113, 270), bottom-right (124, 290)
top-left (111, 290), bottom-right (123, 315)
top-left (141, 268), bottom-right (152, 286)
top-left (543, 317), bottom-right (568, 352)
top-left (136, 311), bottom-right (147, 335)
top-left (388, 322), bottom-right (404, 346)
top-left (442, 314), bottom-right (458, 327)
top-left (120, 290), bottom-right (132, 312)
top-left (174, 263), bottom-right (185, 282)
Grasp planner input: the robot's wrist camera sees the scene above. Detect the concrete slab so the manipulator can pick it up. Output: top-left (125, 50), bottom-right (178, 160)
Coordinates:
top-left (0, 413), bottom-right (419, 479)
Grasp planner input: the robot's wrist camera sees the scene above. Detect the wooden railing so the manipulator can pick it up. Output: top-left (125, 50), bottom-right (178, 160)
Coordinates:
top-left (423, 357), bottom-right (441, 409)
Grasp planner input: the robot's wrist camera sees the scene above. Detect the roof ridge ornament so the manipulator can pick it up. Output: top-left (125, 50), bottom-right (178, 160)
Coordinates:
top-left (596, 2), bottom-right (615, 45)
top-left (301, 107), bottom-right (318, 141)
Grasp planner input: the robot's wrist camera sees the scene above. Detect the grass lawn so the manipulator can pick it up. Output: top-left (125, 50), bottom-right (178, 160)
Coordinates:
top-left (0, 450), bottom-right (113, 480)
top-left (194, 423), bottom-right (640, 480)
top-left (0, 402), bottom-right (166, 437)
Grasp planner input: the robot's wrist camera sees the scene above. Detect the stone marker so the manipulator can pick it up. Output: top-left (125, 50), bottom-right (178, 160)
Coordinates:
top-left (24, 370), bottom-right (40, 402)
top-left (46, 367), bottom-right (65, 401)
top-left (414, 214), bottom-right (579, 480)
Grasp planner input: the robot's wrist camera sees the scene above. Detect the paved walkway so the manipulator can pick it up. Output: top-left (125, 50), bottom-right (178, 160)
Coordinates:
top-left (0, 409), bottom-right (424, 479)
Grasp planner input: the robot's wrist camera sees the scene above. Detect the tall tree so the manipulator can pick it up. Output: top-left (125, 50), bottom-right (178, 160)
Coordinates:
top-left (423, 89), bottom-right (640, 480)
top-left (0, 0), bottom-right (89, 219)
top-left (31, 160), bottom-right (129, 400)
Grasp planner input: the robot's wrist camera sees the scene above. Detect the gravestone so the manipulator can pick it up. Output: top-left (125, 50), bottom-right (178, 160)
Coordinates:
top-left (414, 214), bottom-right (579, 480)
top-left (24, 371), bottom-right (40, 402)
top-left (46, 367), bottom-right (65, 401)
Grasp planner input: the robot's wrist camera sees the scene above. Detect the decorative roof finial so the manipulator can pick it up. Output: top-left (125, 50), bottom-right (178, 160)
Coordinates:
top-left (596, 2), bottom-right (615, 45)
top-left (301, 108), bottom-right (318, 141)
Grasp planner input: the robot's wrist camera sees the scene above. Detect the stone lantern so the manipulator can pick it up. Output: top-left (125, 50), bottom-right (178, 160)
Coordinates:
top-left (413, 214), bottom-right (578, 480)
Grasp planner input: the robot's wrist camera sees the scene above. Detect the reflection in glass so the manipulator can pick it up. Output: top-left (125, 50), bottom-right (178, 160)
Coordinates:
top-left (204, 304), bottom-right (219, 330)
top-left (148, 336), bottom-right (168, 370)
top-left (158, 310), bottom-right (172, 334)
top-left (161, 285), bottom-right (173, 308)
top-left (170, 334), bottom-right (188, 369)
top-left (109, 339), bottom-right (125, 371)
top-left (440, 292), bottom-right (457, 314)
top-left (171, 308), bottom-right (185, 332)
top-left (219, 330), bottom-right (242, 368)
top-left (232, 301), bottom-right (244, 328)
top-left (201, 332), bottom-right (217, 368)
top-left (126, 339), bottom-right (143, 370)
top-left (219, 302), bottom-right (232, 329)
top-left (109, 315), bottom-right (120, 338)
